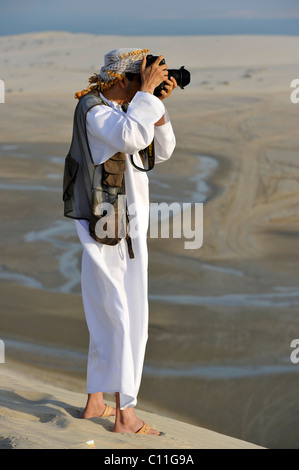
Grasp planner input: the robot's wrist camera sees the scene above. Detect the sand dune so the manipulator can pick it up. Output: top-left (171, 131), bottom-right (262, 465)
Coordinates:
top-left (0, 362), bottom-right (262, 449)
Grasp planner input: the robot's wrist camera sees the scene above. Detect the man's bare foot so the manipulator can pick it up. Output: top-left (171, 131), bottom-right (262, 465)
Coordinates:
top-left (82, 392), bottom-right (116, 419)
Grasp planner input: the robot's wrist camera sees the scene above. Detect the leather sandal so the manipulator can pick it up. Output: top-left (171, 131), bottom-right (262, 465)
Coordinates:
top-left (136, 421), bottom-right (165, 436)
top-left (100, 404), bottom-right (115, 418)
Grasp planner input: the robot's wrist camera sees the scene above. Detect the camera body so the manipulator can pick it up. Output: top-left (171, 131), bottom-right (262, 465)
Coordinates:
top-left (146, 54), bottom-right (190, 97)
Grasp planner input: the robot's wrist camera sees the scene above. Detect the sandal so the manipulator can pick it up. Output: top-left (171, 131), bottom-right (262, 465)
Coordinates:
top-left (136, 421), bottom-right (165, 436)
top-left (100, 404), bottom-right (115, 418)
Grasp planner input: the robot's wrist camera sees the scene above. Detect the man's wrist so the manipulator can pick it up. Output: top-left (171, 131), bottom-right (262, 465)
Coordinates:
top-left (140, 86), bottom-right (154, 94)
top-left (155, 115), bottom-right (165, 127)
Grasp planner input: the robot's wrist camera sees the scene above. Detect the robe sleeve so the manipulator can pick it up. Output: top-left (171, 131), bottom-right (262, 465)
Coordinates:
top-left (86, 91), bottom-right (165, 164)
top-left (154, 108), bottom-right (176, 164)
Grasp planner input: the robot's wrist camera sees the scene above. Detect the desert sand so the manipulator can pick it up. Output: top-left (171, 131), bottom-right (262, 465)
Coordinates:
top-left (0, 361), bottom-right (262, 449)
top-left (0, 32), bottom-right (299, 449)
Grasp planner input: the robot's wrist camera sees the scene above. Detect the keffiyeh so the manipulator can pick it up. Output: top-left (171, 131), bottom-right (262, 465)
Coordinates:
top-left (75, 48), bottom-right (149, 99)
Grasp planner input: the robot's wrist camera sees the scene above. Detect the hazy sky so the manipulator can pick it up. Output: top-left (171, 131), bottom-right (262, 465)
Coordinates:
top-left (1, 0), bottom-right (298, 35)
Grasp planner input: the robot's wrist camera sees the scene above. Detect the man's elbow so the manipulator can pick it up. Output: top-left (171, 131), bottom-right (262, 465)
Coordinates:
top-left (155, 137), bottom-right (176, 164)
top-left (121, 127), bottom-right (154, 155)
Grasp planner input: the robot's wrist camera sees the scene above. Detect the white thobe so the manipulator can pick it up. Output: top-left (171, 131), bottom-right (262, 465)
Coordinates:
top-left (75, 91), bottom-right (176, 409)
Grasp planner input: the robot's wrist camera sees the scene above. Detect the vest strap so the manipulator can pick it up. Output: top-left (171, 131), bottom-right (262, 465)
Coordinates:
top-left (126, 234), bottom-right (135, 259)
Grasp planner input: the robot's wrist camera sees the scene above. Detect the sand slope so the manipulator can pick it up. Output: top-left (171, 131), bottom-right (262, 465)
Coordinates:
top-left (0, 363), bottom-right (262, 449)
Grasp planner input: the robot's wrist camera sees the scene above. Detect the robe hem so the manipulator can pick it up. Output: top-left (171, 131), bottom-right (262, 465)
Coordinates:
top-left (86, 388), bottom-right (137, 409)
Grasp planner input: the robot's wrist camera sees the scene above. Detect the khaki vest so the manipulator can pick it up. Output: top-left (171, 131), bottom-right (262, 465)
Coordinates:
top-left (63, 92), bottom-right (134, 258)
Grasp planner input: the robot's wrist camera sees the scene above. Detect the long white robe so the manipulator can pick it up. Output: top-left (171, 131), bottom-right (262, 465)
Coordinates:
top-left (75, 91), bottom-right (176, 409)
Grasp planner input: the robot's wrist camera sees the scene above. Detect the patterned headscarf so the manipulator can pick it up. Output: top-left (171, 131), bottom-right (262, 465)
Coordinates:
top-left (74, 48), bottom-right (149, 99)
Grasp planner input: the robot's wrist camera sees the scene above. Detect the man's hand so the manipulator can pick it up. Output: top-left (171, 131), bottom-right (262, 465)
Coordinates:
top-left (140, 55), bottom-right (169, 94)
top-left (158, 76), bottom-right (177, 101)
top-left (155, 77), bottom-right (178, 125)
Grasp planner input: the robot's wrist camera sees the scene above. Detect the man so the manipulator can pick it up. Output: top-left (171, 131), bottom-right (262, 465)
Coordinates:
top-left (64, 48), bottom-right (176, 435)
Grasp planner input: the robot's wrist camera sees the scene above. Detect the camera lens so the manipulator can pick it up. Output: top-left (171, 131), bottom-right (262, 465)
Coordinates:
top-left (168, 66), bottom-right (190, 89)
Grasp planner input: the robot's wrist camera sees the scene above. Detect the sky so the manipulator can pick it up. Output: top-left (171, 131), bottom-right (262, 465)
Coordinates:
top-left (0, 0), bottom-right (299, 36)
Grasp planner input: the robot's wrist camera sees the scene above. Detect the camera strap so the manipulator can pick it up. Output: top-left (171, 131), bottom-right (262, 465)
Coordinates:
top-left (130, 141), bottom-right (155, 172)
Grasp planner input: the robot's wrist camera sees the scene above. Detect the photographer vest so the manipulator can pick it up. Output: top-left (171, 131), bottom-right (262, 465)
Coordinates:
top-left (62, 92), bottom-right (134, 258)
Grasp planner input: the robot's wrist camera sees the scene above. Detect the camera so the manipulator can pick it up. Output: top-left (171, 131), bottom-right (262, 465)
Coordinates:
top-left (146, 54), bottom-right (191, 97)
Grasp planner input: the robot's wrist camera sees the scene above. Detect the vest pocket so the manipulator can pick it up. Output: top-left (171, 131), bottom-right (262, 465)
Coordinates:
top-left (103, 152), bottom-right (126, 187)
top-left (89, 191), bottom-right (126, 246)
